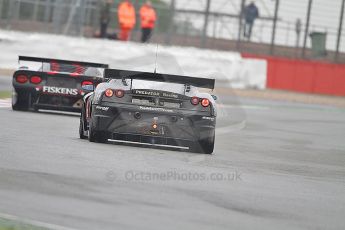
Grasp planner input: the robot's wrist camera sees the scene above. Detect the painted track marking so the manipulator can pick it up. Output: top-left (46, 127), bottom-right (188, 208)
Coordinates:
top-left (0, 98), bottom-right (11, 108)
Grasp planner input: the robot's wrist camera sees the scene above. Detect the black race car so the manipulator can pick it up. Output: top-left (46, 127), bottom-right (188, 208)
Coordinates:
top-left (79, 69), bottom-right (217, 154)
top-left (12, 56), bottom-right (108, 112)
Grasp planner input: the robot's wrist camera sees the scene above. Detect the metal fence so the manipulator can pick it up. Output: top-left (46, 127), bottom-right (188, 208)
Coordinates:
top-left (0, 0), bottom-right (344, 62)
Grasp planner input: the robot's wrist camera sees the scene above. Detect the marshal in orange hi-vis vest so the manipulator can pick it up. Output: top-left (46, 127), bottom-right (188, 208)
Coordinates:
top-left (140, 4), bottom-right (156, 29)
top-left (118, 1), bottom-right (136, 30)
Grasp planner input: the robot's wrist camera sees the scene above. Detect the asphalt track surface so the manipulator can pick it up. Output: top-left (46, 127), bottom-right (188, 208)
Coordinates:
top-left (1, 76), bottom-right (345, 230)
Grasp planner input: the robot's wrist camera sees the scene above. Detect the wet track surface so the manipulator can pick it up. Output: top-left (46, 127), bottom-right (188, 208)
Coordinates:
top-left (0, 88), bottom-right (345, 230)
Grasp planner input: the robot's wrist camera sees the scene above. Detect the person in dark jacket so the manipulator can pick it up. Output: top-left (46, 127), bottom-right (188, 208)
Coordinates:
top-left (243, 2), bottom-right (259, 40)
top-left (99, 0), bottom-right (113, 38)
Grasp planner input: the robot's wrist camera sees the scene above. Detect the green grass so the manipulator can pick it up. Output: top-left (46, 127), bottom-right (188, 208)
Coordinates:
top-left (0, 218), bottom-right (48, 230)
top-left (0, 226), bottom-right (47, 230)
top-left (0, 91), bottom-right (11, 99)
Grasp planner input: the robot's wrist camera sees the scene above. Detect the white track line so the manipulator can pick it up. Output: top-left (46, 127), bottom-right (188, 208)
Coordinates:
top-left (0, 212), bottom-right (78, 230)
top-left (0, 98), bottom-right (11, 108)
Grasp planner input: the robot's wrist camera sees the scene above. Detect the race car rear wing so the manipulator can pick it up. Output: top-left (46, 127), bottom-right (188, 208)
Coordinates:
top-left (104, 69), bottom-right (215, 89)
top-left (18, 56), bottom-right (109, 69)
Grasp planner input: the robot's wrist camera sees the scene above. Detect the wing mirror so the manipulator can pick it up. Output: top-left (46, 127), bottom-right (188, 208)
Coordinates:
top-left (211, 95), bottom-right (218, 100)
top-left (82, 84), bottom-right (94, 91)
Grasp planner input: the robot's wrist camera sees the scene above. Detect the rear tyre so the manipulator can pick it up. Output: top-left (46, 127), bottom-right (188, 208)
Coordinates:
top-left (191, 130), bottom-right (215, 154)
top-left (88, 120), bottom-right (107, 143)
top-left (97, 132), bottom-right (108, 143)
top-left (199, 135), bottom-right (215, 154)
top-left (79, 105), bottom-right (87, 139)
top-left (79, 119), bottom-right (87, 139)
top-left (12, 90), bottom-right (30, 111)
top-left (88, 120), bottom-right (96, 142)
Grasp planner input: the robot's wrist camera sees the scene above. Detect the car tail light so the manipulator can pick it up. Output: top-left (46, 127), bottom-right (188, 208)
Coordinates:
top-left (191, 97), bottom-right (199, 105)
top-left (82, 81), bottom-right (93, 86)
top-left (115, 90), bottom-right (125, 98)
top-left (105, 89), bottom-right (114, 97)
top-left (30, 76), bottom-right (42, 84)
top-left (201, 98), bottom-right (210, 107)
top-left (16, 75), bottom-right (28, 84)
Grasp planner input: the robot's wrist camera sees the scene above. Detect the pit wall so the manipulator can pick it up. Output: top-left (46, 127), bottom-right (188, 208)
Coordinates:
top-left (242, 53), bottom-right (345, 96)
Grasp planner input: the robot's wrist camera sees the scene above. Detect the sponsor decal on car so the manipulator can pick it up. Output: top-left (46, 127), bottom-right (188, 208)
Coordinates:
top-left (96, 106), bottom-right (110, 111)
top-left (42, 86), bottom-right (78, 96)
top-left (162, 92), bottom-right (179, 99)
top-left (139, 106), bottom-right (174, 113)
top-left (134, 90), bottom-right (179, 99)
top-left (134, 90), bottom-right (159, 97)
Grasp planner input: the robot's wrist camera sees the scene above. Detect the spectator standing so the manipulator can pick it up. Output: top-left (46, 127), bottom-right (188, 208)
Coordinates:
top-left (118, 0), bottom-right (136, 41)
top-left (99, 0), bottom-right (113, 38)
top-left (243, 1), bottom-right (259, 40)
top-left (140, 1), bottom-right (157, 43)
